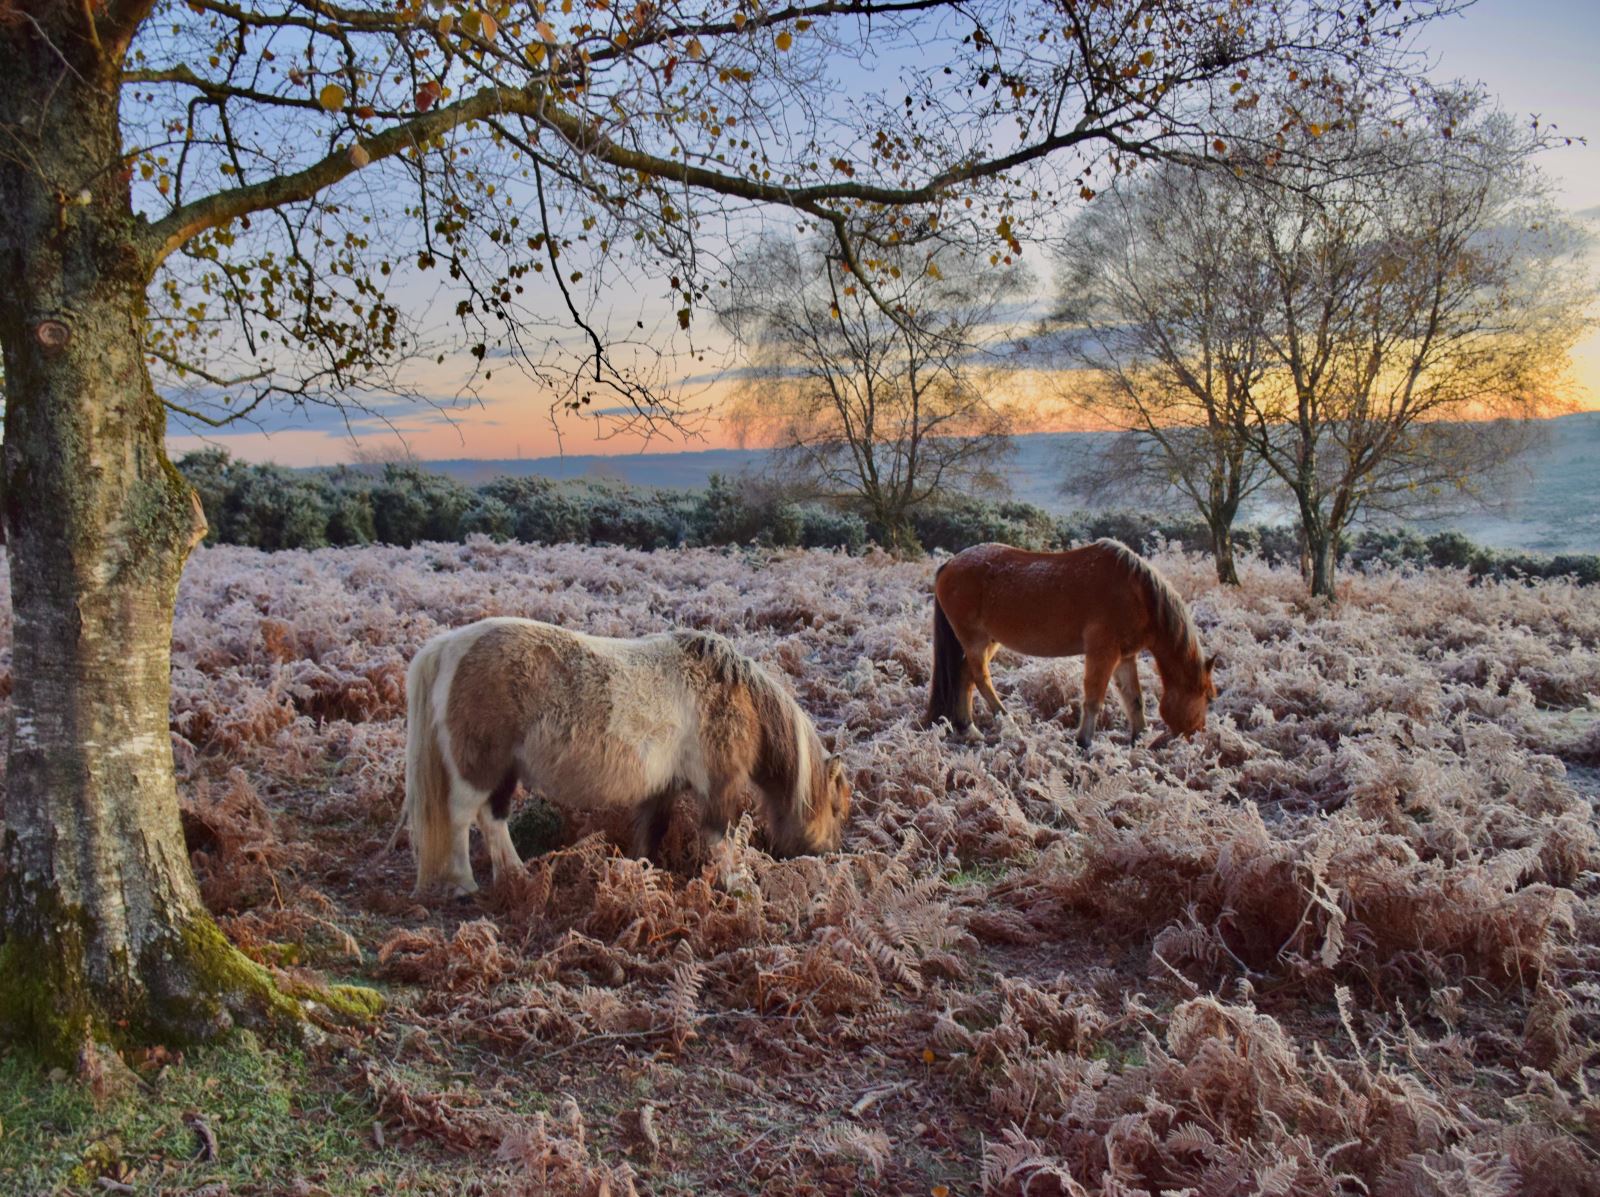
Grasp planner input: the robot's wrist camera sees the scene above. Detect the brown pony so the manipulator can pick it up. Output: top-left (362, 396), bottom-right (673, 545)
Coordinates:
top-left (394, 617), bottom-right (852, 896)
top-left (926, 539), bottom-right (1217, 748)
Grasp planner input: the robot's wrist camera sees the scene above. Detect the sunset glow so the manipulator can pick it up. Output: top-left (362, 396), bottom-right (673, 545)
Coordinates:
top-left (164, 0), bottom-right (1600, 468)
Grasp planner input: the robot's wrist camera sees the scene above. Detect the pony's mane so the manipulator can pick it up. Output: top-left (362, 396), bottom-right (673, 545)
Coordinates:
top-left (673, 630), bottom-right (814, 814)
top-left (1094, 539), bottom-right (1204, 675)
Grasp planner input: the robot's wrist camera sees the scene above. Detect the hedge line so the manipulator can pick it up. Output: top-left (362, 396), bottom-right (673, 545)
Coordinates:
top-left (175, 449), bottom-right (1599, 585)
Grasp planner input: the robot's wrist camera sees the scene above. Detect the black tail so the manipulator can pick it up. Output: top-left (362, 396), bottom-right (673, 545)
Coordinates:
top-left (926, 582), bottom-right (968, 728)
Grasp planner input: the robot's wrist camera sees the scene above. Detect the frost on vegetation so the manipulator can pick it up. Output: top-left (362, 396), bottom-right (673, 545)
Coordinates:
top-left (1, 542), bottom-right (1599, 1192)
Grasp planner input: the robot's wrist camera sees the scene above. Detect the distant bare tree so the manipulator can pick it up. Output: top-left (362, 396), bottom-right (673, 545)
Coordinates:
top-left (719, 238), bottom-right (1023, 551)
top-left (1054, 164), bottom-right (1277, 584)
top-left (1056, 94), bottom-right (1592, 598)
top-left (1244, 96), bottom-right (1593, 598)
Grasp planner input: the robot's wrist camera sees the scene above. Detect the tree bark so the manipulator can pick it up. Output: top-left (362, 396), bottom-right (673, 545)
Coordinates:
top-left (0, 13), bottom-right (297, 1061)
top-left (1211, 522), bottom-right (1241, 586)
top-left (1307, 530), bottom-right (1339, 601)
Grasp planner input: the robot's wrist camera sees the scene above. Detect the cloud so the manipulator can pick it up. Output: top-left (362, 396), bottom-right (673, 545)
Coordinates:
top-left (585, 403), bottom-right (679, 418)
top-left (163, 388), bottom-right (480, 437)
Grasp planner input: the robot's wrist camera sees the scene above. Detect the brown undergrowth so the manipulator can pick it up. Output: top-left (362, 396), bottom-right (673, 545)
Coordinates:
top-left (2, 540), bottom-right (1598, 1194)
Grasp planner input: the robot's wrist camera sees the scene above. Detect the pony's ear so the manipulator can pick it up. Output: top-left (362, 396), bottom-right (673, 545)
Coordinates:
top-left (1205, 654), bottom-right (1221, 673)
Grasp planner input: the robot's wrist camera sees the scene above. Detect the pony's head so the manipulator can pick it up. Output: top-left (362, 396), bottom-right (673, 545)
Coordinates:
top-left (732, 651), bottom-right (853, 857)
top-left (808, 755), bottom-right (853, 852)
top-left (1153, 654), bottom-right (1219, 748)
top-left (765, 748), bottom-right (852, 858)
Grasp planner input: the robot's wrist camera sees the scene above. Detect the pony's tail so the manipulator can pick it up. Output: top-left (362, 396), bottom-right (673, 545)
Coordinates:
top-left (393, 636), bottom-right (454, 893)
top-left (926, 580), bottom-right (967, 728)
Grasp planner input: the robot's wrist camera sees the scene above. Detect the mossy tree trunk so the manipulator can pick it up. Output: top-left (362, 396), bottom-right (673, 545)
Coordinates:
top-left (0, 5), bottom-right (296, 1061)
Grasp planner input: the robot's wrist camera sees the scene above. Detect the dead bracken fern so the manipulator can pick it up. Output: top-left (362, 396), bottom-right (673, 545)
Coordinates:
top-left (5, 541), bottom-right (1593, 1192)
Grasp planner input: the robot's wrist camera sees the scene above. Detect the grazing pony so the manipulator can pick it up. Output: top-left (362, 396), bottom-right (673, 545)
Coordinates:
top-left (394, 617), bottom-right (852, 895)
top-left (926, 539), bottom-right (1217, 748)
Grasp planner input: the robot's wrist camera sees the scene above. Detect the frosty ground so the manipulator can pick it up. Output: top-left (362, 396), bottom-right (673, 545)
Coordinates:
top-left (2, 541), bottom-right (1598, 1195)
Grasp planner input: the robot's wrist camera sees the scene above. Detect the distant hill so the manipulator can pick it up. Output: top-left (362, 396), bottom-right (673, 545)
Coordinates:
top-left (415, 411), bottom-right (1600, 554)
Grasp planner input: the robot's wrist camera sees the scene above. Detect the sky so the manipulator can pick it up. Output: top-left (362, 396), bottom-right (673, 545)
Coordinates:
top-left (167, 0), bottom-right (1600, 468)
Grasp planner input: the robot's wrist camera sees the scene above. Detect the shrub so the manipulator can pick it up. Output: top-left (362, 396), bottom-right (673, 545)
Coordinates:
top-left (1547, 554), bottom-right (1600, 585)
top-left (1347, 527), bottom-right (1430, 571)
top-left (695, 474), bottom-right (763, 545)
top-left (478, 476), bottom-right (592, 545)
top-left (369, 466), bottom-right (474, 546)
top-left (910, 496), bottom-right (1062, 553)
top-left (1233, 523), bottom-right (1301, 568)
top-left (322, 483), bottom-right (376, 546)
top-left (795, 504), bottom-right (868, 552)
top-left (222, 464), bottom-right (331, 550)
top-left (1425, 529), bottom-right (1487, 571)
top-left (461, 495), bottom-right (515, 542)
top-left (581, 481), bottom-right (696, 549)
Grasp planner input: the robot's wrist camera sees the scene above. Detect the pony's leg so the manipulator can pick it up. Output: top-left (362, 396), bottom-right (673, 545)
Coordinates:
top-left (699, 784), bottom-right (748, 890)
top-left (1077, 644), bottom-right (1118, 750)
top-left (475, 807), bottom-right (523, 885)
top-left (473, 769), bottom-right (522, 885)
top-left (443, 777), bottom-right (488, 895)
top-left (972, 643), bottom-right (1007, 718)
top-left (631, 789), bottom-right (674, 862)
top-left (1113, 657), bottom-right (1146, 741)
top-left (951, 660), bottom-right (977, 732)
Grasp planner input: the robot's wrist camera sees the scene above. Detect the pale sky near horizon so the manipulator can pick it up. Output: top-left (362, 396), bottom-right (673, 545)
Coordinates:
top-left (168, 0), bottom-right (1600, 467)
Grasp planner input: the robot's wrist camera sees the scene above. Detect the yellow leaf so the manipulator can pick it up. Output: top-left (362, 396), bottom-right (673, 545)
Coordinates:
top-left (348, 143), bottom-right (371, 168)
top-left (685, 36), bottom-right (704, 59)
top-left (462, 10), bottom-right (480, 35)
top-left (932, 1188), bottom-right (950, 1197)
top-left (319, 83), bottom-right (347, 111)
top-left (525, 42), bottom-right (546, 65)
top-left (1138, 50), bottom-right (1154, 67)
top-left (479, 11), bottom-right (497, 39)
top-left (921, 1047), bottom-right (935, 1064)
top-left (437, 12), bottom-right (453, 34)
top-left (926, 262), bottom-right (942, 280)
top-left (775, 30), bottom-right (792, 51)
top-left (733, 11), bottom-right (746, 29)
top-left (535, 19), bottom-right (557, 41)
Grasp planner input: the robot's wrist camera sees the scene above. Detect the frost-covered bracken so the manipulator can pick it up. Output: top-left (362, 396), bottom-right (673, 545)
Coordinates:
top-left (1, 540), bottom-right (1596, 1193)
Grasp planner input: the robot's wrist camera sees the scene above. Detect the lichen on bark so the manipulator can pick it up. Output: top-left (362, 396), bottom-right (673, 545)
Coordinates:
top-left (0, 873), bottom-right (311, 1064)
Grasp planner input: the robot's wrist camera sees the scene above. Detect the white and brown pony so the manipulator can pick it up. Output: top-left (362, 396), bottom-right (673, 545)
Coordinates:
top-left (393, 617), bottom-right (852, 895)
top-left (927, 539), bottom-right (1217, 748)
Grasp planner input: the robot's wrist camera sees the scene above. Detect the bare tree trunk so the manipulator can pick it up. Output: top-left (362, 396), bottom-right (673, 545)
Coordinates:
top-left (0, 15), bottom-right (297, 1060)
top-left (1306, 530), bottom-right (1339, 600)
top-left (1211, 521), bottom-right (1241, 586)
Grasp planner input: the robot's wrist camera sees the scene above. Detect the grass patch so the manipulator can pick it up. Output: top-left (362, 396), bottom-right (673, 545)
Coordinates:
top-left (945, 860), bottom-right (1016, 888)
top-left (0, 1032), bottom-right (452, 1195)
